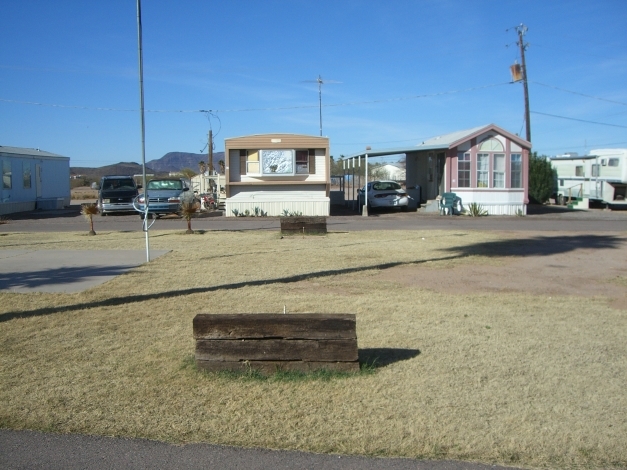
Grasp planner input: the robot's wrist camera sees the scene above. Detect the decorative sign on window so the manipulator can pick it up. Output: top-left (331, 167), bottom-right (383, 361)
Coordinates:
top-left (260, 149), bottom-right (294, 176)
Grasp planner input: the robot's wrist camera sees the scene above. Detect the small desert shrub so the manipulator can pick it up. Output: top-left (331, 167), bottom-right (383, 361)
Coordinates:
top-left (281, 210), bottom-right (303, 217)
top-left (80, 203), bottom-right (99, 235)
top-left (231, 207), bottom-right (267, 217)
top-left (466, 202), bottom-right (488, 217)
top-left (180, 200), bottom-right (200, 234)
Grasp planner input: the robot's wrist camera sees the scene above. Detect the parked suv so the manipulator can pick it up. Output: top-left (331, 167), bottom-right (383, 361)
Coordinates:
top-left (98, 176), bottom-right (139, 215)
top-left (134, 178), bottom-right (194, 218)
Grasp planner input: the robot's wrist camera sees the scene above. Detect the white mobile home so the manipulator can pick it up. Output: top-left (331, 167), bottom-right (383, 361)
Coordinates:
top-left (0, 146), bottom-right (70, 215)
top-left (224, 134), bottom-right (330, 217)
top-left (551, 149), bottom-right (627, 207)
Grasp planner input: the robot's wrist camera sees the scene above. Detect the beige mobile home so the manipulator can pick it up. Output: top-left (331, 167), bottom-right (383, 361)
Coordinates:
top-left (224, 134), bottom-right (330, 217)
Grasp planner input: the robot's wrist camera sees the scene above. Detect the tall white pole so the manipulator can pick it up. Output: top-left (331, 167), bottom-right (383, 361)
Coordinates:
top-left (137, 0), bottom-right (150, 262)
top-left (363, 153), bottom-right (369, 216)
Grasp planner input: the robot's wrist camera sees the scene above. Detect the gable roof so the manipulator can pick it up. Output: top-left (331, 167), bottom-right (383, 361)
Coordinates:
top-left (0, 146), bottom-right (68, 159)
top-left (345, 124), bottom-right (531, 159)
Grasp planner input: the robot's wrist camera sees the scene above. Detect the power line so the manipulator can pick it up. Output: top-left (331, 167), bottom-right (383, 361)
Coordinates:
top-left (0, 82), bottom-right (510, 114)
top-left (531, 81), bottom-right (627, 106)
top-left (531, 111), bottom-right (627, 128)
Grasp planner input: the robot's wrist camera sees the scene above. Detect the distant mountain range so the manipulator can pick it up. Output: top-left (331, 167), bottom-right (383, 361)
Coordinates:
top-left (146, 151), bottom-right (225, 173)
top-left (71, 151), bottom-right (225, 179)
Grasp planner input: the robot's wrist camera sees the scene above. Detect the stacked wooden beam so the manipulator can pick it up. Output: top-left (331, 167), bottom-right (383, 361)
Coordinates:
top-left (280, 216), bottom-right (327, 235)
top-left (193, 314), bottom-right (358, 374)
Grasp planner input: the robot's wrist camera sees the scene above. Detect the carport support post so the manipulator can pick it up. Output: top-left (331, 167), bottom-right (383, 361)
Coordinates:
top-left (362, 153), bottom-right (368, 216)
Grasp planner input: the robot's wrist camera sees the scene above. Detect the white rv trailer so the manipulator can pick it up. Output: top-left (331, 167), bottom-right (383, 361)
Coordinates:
top-left (190, 173), bottom-right (226, 209)
top-left (551, 149), bottom-right (627, 206)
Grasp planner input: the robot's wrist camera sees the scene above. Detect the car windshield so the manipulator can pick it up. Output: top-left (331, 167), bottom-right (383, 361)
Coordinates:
top-left (147, 180), bottom-right (183, 190)
top-left (372, 181), bottom-right (401, 191)
top-left (102, 179), bottom-right (135, 190)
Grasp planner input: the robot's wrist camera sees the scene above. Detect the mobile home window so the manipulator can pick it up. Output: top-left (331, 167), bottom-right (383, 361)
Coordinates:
top-left (239, 150), bottom-right (247, 176)
top-left (457, 152), bottom-right (470, 187)
top-left (591, 164), bottom-right (600, 177)
top-left (575, 166), bottom-right (584, 176)
top-left (511, 154), bottom-right (522, 188)
top-left (295, 149), bottom-right (317, 175)
top-left (493, 154), bottom-right (505, 188)
top-left (23, 162), bottom-right (31, 189)
top-left (2, 160), bottom-right (11, 189)
top-left (608, 158), bottom-right (619, 167)
top-left (247, 151), bottom-right (260, 174)
top-left (477, 153), bottom-right (489, 187)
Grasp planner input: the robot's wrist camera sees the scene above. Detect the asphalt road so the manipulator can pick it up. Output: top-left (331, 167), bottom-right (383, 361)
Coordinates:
top-left (1, 202), bottom-right (627, 233)
top-left (0, 429), bottom-right (522, 470)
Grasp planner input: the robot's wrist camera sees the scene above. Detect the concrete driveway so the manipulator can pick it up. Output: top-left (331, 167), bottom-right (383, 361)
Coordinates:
top-left (0, 249), bottom-right (168, 293)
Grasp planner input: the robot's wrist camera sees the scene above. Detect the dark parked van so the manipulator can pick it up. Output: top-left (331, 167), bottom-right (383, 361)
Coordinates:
top-left (98, 176), bottom-right (139, 215)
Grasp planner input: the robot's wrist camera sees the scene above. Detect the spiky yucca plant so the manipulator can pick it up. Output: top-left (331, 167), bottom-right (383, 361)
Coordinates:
top-left (180, 200), bottom-right (200, 234)
top-left (80, 203), bottom-right (99, 235)
top-left (466, 202), bottom-right (488, 217)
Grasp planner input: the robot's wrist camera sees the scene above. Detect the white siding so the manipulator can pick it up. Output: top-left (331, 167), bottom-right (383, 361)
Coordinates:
top-left (226, 189), bottom-right (329, 217)
top-left (452, 189), bottom-right (525, 215)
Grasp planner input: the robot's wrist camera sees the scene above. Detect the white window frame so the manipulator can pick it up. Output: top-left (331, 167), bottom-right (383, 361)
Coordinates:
top-left (477, 153), bottom-right (489, 188)
top-left (493, 154), bottom-right (505, 188)
top-left (510, 154), bottom-right (522, 188)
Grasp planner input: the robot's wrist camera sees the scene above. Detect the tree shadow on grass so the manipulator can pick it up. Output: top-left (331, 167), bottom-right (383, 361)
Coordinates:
top-left (359, 348), bottom-right (421, 368)
top-left (2, 234), bottom-right (624, 323)
top-left (0, 256), bottom-right (460, 323)
top-left (439, 234), bottom-right (625, 258)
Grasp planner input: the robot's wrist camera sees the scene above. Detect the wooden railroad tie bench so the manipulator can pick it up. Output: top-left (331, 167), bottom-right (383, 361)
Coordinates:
top-left (193, 313), bottom-right (358, 374)
top-left (280, 216), bottom-right (327, 235)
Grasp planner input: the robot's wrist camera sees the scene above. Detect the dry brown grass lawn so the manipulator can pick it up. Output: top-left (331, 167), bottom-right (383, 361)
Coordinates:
top-left (1, 229), bottom-right (626, 469)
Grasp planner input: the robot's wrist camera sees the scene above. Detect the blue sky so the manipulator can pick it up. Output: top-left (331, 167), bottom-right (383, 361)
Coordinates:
top-left (1, 0), bottom-right (626, 167)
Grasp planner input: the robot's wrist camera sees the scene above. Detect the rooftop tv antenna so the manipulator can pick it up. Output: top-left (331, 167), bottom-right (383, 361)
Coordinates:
top-left (302, 75), bottom-right (341, 136)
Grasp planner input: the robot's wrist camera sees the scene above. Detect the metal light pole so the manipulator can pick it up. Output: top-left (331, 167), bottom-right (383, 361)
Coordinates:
top-left (136, 0), bottom-right (151, 262)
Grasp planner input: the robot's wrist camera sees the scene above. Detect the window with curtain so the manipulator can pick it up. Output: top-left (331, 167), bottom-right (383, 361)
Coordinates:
top-left (23, 161), bottom-right (31, 189)
top-left (477, 153), bottom-right (489, 187)
top-left (511, 154), bottom-right (522, 188)
top-left (2, 160), bottom-right (11, 189)
top-left (493, 154), bottom-right (505, 188)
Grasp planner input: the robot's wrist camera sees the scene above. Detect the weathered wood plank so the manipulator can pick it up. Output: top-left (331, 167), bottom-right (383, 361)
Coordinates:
top-left (195, 339), bottom-right (358, 362)
top-left (196, 360), bottom-right (359, 374)
top-left (280, 216), bottom-right (327, 235)
top-left (193, 314), bottom-right (356, 340)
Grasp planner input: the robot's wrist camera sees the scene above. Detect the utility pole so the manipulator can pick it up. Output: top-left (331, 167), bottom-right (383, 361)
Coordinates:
top-left (516, 23), bottom-right (531, 143)
top-left (317, 76), bottom-right (323, 136)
